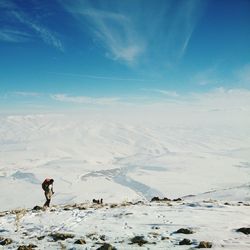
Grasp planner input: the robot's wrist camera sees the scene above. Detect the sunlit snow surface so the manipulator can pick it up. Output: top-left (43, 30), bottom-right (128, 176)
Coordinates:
top-left (0, 109), bottom-right (250, 249)
top-left (0, 201), bottom-right (250, 249)
top-left (0, 111), bottom-right (249, 210)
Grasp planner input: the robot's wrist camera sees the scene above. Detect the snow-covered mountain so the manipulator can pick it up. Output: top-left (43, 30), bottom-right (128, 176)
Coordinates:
top-left (0, 112), bottom-right (249, 210)
top-left (0, 199), bottom-right (250, 249)
top-left (0, 110), bottom-right (249, 249)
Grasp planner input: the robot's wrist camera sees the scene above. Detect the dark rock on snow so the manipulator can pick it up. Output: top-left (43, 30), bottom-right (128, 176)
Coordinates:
top-left (17, 244), bottom-right (37, 250)
top-left (100, 235), bottom-right (106, 241)
top-left (130, 236), bottom-right (148, 246)
top-left (74, 239), bottom-right (86, 244)
top-left (50, 232), bottom-right (75, 241)
top-left (0, 237), bottom-right (13, 245)
top-left (161, 236), bottom-right (169, 240)
top-left (37, 235), bottom-right (45, 240)
top-left (63, 207), bottom-right (71, 211)
top-left (77, 206), bottom-right (86, 210)
top-left (151, 197), bottom-right (160, 201)
top-left (175, 228), bottom-right (194, 234)
top-left (151, 196), bottom-right (171, 202)
top-left (32, 205), bottom-right (43, 211)
top-left (197, 241), bottom-right (212, 248)
top-left (96, 243), bottom-right (117, 250)
top-left (236, 227), bottom-right (250, 235)
top-left (173, 198), bottom-right (182, 201)
top-left (179, 238), bottom-right (192, 245)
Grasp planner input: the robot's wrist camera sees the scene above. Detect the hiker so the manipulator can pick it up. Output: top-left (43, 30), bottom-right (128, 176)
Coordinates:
top-left (42, 178), bottom-right (54, 207)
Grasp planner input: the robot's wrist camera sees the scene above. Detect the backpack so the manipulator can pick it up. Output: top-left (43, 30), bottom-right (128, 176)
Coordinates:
top-left (42, 178), bottom-right (51, 191)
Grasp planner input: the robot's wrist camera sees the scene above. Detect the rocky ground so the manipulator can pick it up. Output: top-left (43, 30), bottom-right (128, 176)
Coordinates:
top-left (0, 198), bottom-right (250, 249)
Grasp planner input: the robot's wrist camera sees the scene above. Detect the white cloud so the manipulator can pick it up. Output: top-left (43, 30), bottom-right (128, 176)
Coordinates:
top-left (11, 11), bottom-right (63, 51)
top-left (193, 65), bottom-right (221, 86)
top-left (1, 0), bottom-right (63, 51)
top-left (0, 29), bottom-right (29, 43)
top-left (164, 0), bottom-right (204, 60)
top-left (73, 7), bottom-right (144, 63)
top-left (144, 89), bottom-right (179, 98)
top-left (60, 0), bottom-right (204, 66)
top-left (51, 94), bottom-right (120, 105)
top-left (236, 64), bottom-right (250, 84)
top-left (12, 91), bottom-right (41, 97)
top-left (49, 72), bottom-right (148, 82)
top-left (0, 29), bottom-right (31, 42)
top-left (176, 1), bottom-right (201, 58)
top-left (50, 88), bottom-right (250, 111)
top-left (189, 87), bottom-right (250, 110)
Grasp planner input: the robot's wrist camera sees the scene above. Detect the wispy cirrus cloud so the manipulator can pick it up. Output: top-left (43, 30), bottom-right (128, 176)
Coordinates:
top-left (12, 91), bottom-right (41, 97)
top-left (51, 94), bottom-right (120, 105)
top-left (49, 71), bottom-right (150, 82)
top-left (0, 0), bottom-right (63, 50)
top-left (11, 11), bottom-right (64, 51)
top-left (236, 64), bottom-right (250, 86)
top-left (190, 87), bottom-right (250, 110)
top-left (60, 0), bottom-right (204, 67)
top-left (61, 1), bottom-right (144, 64)
top-left (143, 88), bottom-right (179, 98)
top-left (0, 29), bottom-right (31, 42)
top-left (192, 65), bottom-right (221, 86)
top-left (172, 0), bottom-right (204, 59)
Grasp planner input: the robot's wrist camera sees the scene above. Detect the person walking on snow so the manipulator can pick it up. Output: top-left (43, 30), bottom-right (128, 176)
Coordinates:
top-left (42, 178), bottom-right (54, 207)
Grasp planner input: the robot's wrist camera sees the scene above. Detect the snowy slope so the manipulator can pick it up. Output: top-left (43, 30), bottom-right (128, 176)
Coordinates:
top-left (0, 112), bottom-right (250, 210)
top-left (0, 106), bottom-right (249, 249)
top-left (0, 200), bottom-right (250, 249)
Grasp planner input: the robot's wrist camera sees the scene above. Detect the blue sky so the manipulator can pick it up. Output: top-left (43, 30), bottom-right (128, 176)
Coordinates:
top-left (0, 0), bottom-right (250, 112)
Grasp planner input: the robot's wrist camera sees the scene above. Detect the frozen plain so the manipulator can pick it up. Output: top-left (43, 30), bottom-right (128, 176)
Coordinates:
top-left (0, 99), bottom-right (250, 249)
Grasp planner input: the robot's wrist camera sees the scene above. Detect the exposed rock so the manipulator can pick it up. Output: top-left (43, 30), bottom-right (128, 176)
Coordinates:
top-left (175, 228), bottom-right (194, 234)
top-left (133, 201), bottom-right (144, 205)
top-left (125, 212), bottom-right (133, 216)
top-left (74, 239), bottom-right (86, 244)
top-left (162, 197), bottom-right (171, 201)
top-left (100, 235), bottom-right (106, 241)
top-left (0, 237), bottom-right (13, 245)
top-left (77, 206), bottom-right (86, 210)
top-left (17, 244), bottom-right (37, 250)
top-left (173, 198), bottom-right (182, 202)
top-left (0, 211), bottom-right (9, 217)
top-left (161, 236), bottom-right (169, 240)
top-left (236, 227), bottom-right (250, 235)
top-left (151, 196), bottom-right (160, 201)
top-left (50, 232), bottom-right (75, 241)
top-left (96, 243), bottom-right (117, 250)
top-left (197, 241), bottom-right (212, 248)
top-left (151, 196), bottom-right (171, 202)
top-left (63, 207), bottom-right (71, 211)
top-left (37, 236), bottom-right (45, 240)
top-left (61, 205), bottom-right (73, 211)
top-left (179, 238), bottom-right (192, 245)
top-left (130, 236), bottom-right (148, 246)
top-left (86, 233), bottom-right (98, 241)
top-left (32, 205), bottom-right (43, 211)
